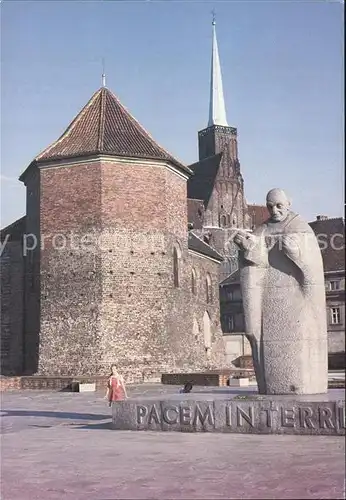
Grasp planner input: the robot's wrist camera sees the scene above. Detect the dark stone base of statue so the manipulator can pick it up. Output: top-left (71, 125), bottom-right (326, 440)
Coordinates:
top-left (112, 389), bottom-right (345, 436)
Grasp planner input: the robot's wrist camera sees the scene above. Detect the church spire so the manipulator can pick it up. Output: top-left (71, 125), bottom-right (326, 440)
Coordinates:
top-left (208, 14), bottom-right (228, 128)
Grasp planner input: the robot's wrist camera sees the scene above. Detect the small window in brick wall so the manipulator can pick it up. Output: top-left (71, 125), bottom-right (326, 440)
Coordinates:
top-left (206, 273), bottom-right (212, 304)
top-left (191, 268), bottom-right (197, 295)
top-left (173, 244), bottom-right (182, 288)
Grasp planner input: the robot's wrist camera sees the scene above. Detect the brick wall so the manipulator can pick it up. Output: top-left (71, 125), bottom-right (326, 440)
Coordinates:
top-left (38, 160), bottom-right (103, 375)
top-left (0, 241), bottom-right (24, 375)
top-left (187, 251), bottom-right (225, 368)
top-left (34, 157), bottom-right (226, 376)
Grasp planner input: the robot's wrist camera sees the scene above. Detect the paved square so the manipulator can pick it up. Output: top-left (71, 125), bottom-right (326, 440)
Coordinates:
top-left (1, 386), bottom-right (345, 500)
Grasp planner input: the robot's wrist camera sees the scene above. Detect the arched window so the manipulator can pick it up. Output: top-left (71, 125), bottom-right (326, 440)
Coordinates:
top-left (220, 214), bottom-right (227, 227)
top-left (173, 244), bottom-right (182, 288)
top-left (206, 274), bottom-right (212, 304)
top-left (191, 268), bottom-right (197, 295)
top-left (193, 317), bottom-right (199, 340)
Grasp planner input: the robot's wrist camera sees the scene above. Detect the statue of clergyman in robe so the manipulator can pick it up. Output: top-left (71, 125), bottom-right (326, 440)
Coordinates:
top-left (233, 189), bottom-right (328, 395)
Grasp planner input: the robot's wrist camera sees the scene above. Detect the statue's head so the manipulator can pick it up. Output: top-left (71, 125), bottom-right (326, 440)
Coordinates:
top-left (266, 188), bottom-right (291, 223)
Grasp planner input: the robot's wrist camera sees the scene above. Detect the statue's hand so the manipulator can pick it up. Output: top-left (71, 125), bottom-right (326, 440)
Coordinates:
top-left (233, 231), bottom-right (256, 252)
top-left (282, 235), bottom-right (300, 261)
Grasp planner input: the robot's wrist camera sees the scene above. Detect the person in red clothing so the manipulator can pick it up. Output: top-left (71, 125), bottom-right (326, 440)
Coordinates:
top-left (105, 364), bottom-right (128, 407)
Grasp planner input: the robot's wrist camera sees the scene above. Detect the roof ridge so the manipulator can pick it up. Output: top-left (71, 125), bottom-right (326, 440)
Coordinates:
top-left (97, 88), bottom-right (106, 151)
top-left (0, 215), bottom-right (26, 233)
top-left (310, 217), bottom-right (345, 223)
top-left (35, 89), bottom-right (102, 162)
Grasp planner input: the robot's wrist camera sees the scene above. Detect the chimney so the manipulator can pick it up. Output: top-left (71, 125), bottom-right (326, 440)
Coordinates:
top-left (316, 215), bottom-right (328, 221)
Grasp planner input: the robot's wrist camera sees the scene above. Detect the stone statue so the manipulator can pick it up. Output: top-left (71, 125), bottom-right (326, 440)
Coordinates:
top-left (233, 188), bottom-right (328, 395)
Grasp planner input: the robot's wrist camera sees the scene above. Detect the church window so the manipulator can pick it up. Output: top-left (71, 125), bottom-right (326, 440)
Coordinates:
top-left (330, 307), bottom-right (341, 324)
top-left (191, 268), bottom-right (197, 295)
top-left (206, 273), bottom-right (212, 303)
top-left (173, 244), bottom-right (182, 288)
top-left (220, 215), bottom-right (227, 227)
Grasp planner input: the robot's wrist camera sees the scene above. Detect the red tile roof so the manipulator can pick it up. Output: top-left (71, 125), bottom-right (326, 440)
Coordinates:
top-left (247, 204), bottom-right (269, 228)
top-left (21, 87), bottom-right (190, 179)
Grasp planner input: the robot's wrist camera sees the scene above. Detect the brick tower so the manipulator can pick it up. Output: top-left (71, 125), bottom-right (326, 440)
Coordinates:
top-left (17, 86), bottom-right (225, 378)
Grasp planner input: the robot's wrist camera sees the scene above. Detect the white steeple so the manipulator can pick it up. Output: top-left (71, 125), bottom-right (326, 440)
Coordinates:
top-left (208, 14), bottom-right (228, 127)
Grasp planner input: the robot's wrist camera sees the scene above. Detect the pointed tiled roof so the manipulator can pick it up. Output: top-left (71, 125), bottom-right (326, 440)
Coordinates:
top-left (22, 87), bottom-right (190, 177)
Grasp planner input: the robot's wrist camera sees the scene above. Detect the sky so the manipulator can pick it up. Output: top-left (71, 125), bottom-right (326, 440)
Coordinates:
top-left (0, 0), bottom-right (344, 228)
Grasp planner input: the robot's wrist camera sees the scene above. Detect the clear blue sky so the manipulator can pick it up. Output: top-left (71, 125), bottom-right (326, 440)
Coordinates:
top-left (1, 0), bottom-right (344, 228)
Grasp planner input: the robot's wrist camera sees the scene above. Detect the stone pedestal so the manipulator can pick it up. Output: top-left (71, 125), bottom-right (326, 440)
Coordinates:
top-left (112, 388), bottom-right (345, 436)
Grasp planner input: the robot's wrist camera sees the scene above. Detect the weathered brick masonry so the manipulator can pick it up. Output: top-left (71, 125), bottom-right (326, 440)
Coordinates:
top-left (1, 239), bottom-right (24, 375)
top-left (37, 158), bottom-right (224, 376)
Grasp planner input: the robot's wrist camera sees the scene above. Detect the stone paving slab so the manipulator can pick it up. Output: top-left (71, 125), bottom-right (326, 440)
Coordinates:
top-left (1, 387), bottom-right (345, 500)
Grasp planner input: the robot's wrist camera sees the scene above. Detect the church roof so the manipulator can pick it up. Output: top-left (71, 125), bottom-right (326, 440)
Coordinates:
top-left (220, 269), bottom-right (240, 286)
top-left (247, 204), bottom-right (269, 228)
top-left (188, 231), bottom-right (223, 262)
top-left (0, 216), bottom-right (26, 243)
top-left (187, 198), bottom-right (205, 230)
top-left (187, 153), bottom-right (223, 204)
top-left (20, 87), bottom-right (190, 180)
